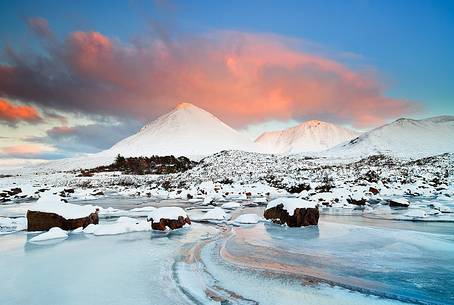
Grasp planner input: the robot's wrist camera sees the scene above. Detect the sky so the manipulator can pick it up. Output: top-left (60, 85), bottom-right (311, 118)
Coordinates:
top-left (0, 0), bottom-right (453, 167)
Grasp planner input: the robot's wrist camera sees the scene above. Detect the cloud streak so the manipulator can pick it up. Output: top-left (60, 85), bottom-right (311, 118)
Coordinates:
top-left (0, 99), bottom-right (42, 125)
top-left (0, 20), bottom-right (417, 127)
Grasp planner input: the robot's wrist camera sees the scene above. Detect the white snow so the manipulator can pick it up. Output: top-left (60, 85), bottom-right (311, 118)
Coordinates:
top-left (266, 198), bottom-right (317, 216)
top-left (233, 214), bottom-right (260, 224)
top-left (29, 227), bottom-right (68, 242)
top-left (28, 191), bottom-right (97, 219)
top-left (255, 120), bottom-right (360, 154)
top-left (83, 217), bottom-right (151, 236)
top-left (201, 207), bottom-right (230, 221)
top-left (147, 207), bottom-right (187, 222)
top-left (221, 202), bottom-right (241, 209)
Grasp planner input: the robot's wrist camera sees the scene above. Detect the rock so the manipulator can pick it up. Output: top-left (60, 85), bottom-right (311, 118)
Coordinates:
top-left (369, 187), bottom-right (379, 195)
top-left (264, 204), bottom-right (319, 227)
top-left (92, 191), bottom-right (104, 196)
top-left (388, 198), bottom-right (410, 207)
top-left (150, 216), bottom-right (191, 231)
top-left (27, 209), bottom-right (99, 231)
top-left (347, 197), bottom-right (367, 205)
top-left (7, 188), bottom-right (22, 196)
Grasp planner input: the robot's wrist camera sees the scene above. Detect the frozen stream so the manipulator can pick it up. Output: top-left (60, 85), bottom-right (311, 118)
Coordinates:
top-left (1, 207), bottom-right (454, 304)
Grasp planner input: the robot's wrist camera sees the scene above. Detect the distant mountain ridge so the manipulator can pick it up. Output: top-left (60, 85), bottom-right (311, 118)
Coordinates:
top-left (255, 120), bottom-right (360, 154)
top-left (326, 116), bottom-right (454, 158)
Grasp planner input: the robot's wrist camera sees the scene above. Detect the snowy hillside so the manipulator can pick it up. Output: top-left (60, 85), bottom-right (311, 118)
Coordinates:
top-left (104, 102), bottom-right (258, 157)
top-left (327, 116), bottom-right (454, 158)
top-left (255, 120), bottom-right (360, 154)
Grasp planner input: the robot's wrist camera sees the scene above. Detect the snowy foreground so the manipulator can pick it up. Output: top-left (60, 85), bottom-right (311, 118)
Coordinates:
top-left (1, 151), bottom-right (454, 304)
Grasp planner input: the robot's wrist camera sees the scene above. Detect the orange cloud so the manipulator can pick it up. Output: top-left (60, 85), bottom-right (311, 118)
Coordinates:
top-left (0, 28), bottom-right (417, 127)
top-left (0, 99), bottom-right (41, 124)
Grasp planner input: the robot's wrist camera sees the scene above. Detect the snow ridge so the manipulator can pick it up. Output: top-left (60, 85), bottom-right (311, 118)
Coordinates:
top-left (255, 120), bottom-right (360, 153)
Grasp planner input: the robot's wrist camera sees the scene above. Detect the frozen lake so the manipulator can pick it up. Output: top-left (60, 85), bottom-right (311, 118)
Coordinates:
top-left (1, 204), bottom-right (453, 305)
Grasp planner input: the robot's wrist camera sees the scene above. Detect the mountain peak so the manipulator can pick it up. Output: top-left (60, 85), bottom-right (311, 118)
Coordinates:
top-left (255, 120), bottom-right (360, 154)
top-left (175, 102), bottom-right (196, 110)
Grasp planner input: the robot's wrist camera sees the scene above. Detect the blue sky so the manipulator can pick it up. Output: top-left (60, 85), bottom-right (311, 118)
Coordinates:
top-left (0, 0), bottom-right (453, 165)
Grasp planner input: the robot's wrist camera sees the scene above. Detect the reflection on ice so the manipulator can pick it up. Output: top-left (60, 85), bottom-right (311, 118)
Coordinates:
top-left (219, 221), bottom-right (454, 305)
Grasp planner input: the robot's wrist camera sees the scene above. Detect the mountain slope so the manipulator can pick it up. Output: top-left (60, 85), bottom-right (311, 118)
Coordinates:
top-left (255, 120), bottom-right (360, 154)
top-left (102, 102), bottom-right (258, 158)
top-left (327, 116), bottom-right (454, 158)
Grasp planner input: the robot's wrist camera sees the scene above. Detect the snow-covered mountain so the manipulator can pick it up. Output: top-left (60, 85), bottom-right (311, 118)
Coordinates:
top-left (327, 116), bottom-right (454, 158)
top-left (255, 120), bottom-right (360, 154)
top-left (102, 102), bottom-right (258, 158)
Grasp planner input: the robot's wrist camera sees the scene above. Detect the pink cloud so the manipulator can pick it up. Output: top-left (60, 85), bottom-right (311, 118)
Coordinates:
top-left (0, 144), bottom-right (53, 157)
top-left (0, 25), bottom-right (417, 127)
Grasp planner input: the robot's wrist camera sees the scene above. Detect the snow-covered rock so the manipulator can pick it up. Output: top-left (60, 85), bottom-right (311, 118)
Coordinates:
top-left (29, 192), bottom-right (98, 220)
top-left (147, 207), bottom-right (190, 230)
top-left (264, 197), bottom-right (319, 227)
top-left (266, 198), bottom-right (317, 216)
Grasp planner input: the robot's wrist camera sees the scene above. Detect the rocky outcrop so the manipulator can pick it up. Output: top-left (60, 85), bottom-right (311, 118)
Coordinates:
top-left (388, 198), bottom-right (410, 207)
top-left (27, 209), bottom-right (99, 231)
top-left (264, 204), bottom-right (319, 227)
top-left (150, 216), bottom-right (191, 231)
top-left (347, 197), bottom-right (367, 205)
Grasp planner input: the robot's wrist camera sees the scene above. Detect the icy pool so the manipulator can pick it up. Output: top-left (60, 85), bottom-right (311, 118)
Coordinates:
top-left (1, 208), bottom-right (453, 304)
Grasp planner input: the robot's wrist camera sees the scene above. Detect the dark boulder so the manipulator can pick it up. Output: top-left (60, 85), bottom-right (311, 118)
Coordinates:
top-left (369, 187), bottom-right (379, 195)
top-left (264, 204), bottom-right (319, 227)
top-left (27, 209), bottom-right (99, 231)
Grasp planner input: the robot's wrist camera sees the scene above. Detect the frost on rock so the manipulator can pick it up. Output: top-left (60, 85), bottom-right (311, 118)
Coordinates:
top-left (147, 207), bottom-right (191, 231)
top-left (29, 227), bottom-right (68, 242)
top-left (264, 197), bottom-right (319, 227)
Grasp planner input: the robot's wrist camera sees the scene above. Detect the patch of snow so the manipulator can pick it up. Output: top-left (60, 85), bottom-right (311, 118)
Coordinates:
top-left (233, 214), bottom-right (260, 224)
top-left (201, 207), bottom-right (230, 221)
top-left (28, 191), bottom-right (97, 219)
top-left (29, 227), bottom-right (68, 242)
top-left (221, 202), bottom-right (241, 209)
